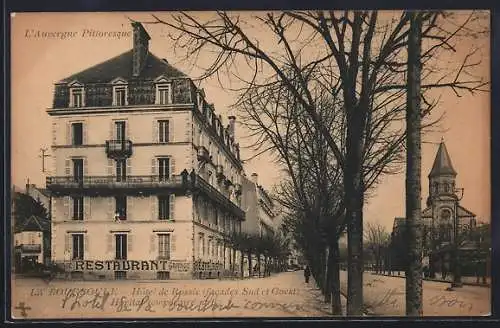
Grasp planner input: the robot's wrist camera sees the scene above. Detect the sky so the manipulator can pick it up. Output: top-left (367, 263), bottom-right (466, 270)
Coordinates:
top-left (10, 12), bottom-right (491, 231)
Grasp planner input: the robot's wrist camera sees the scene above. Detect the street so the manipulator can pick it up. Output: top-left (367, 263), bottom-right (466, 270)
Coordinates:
top-left (11, 271), bottom-right (333, 319)
top-left (11, 270), bottom-right (489, 319)
top-left (339, 270), bottom-right (490, 316)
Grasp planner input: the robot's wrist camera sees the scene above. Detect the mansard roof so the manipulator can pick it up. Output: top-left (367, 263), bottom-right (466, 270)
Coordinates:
top-left (57, 50), bottom-right (186, 84)
top-left (428, 141), bottom-right (457, 178)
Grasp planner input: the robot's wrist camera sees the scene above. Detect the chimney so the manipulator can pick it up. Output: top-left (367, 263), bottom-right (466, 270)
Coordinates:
top-left (251, 173), bottom-right (258, 185)
top-left (131, 22), bottom-right (151, 77)
top-left (228, 115), bottom-right (236, 138)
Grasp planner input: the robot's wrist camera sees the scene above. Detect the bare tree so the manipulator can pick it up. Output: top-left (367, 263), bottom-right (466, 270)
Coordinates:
top-left (363, 222), bottom-right (390, 274)
top-left (141, 10), bottom-right (489, 314)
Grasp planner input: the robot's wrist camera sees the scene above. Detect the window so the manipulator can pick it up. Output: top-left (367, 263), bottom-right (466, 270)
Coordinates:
top-left (158, 195), bottom-right (170, 220)
top-left (71, 123), bottom-right (83, 145)
top-left (72, 196), bottom-right (84, 220)
top-left (433, 182), bottom-right (438, 194)
top-left (199, 233), bottom-right (205, 256)
top-left (115, 196), bottom-right (127, 220)
top-left (70, 88), bottom-right (84, 107)
top-left (158, 158), bottom-right (170, 181)
top-left (72, 234), bottom-right (84, 260)
top-left (115, 234), bottom-right (127, 260)
top-left (114, 86), bottom-right (127, 106)
top-left (158, 120), bottom-right (170, 143)
top-left (114, 271), bottom-right (127, 280)
top-left (215, 209), bottom-right (219, 227)
top-left (115, 121), bottom-right (126, 140)
top-left (444, 183), bottom-right (450, 193)
top-left (116, 159), bottom-right (127, 182)
top-left (157, 271), bottom-right (170, 280)
top-left (158, 234), bottom-right (171, 259)
top-left (72, 158), bottom-right (84, 182)
top-left (156, 84), bottom-right (171, 105)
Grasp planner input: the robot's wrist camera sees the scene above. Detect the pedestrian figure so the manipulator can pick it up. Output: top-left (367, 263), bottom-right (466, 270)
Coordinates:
top-left (304, 265), bottom-right (311, 283)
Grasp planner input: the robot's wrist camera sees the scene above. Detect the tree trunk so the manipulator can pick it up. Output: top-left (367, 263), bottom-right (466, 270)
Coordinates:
top-left (248, 252), bottom-right (253, 277)
top-left (346, 187), bottom-right (364, 315)
top-left (331, 241), bottom-right (342, 315)
top-left (324, 246), bottom-right (332, 303)
top-left (257, 254), bottom-right (261, 277)
top-left (240, 251), bottom-right (244, 279)
top-left (405, 12), bottom-right (423, 317)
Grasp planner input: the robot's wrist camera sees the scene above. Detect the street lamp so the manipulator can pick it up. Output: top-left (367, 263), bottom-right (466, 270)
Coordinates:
top-left (451, 187), bottom-right (464, 288)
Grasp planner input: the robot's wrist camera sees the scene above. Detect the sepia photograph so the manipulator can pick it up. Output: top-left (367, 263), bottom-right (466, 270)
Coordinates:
top-left (9, 10), bottom-right (491, 319)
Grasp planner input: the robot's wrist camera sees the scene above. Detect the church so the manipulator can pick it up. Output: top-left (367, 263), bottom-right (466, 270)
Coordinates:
top-left (391, 140), bottom-right (477, 275)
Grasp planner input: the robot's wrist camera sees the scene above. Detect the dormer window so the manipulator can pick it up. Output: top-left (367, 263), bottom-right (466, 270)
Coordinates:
top-left (70, 88), bottom-right (84, 107)
top-left (156, 84), bottom-right (172, 105)
top-left (68, 81), bottom-right (85, 108)
top-left (111, 78), bottom-right (128, 106)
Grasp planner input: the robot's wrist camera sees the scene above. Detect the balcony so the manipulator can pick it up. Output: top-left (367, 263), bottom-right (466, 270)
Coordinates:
top-left (193, 175), bottom-right (245, 219)
top-left (18, 244), bottom-right (42, 253)
top-left (105, 139), bottom-right (133, 159)
top-left (46, 175), bottom-right (186, 195)
top-left (197, 146), bottom-right (211, 162)
top-left (216, 165), bottom-right (225, 182)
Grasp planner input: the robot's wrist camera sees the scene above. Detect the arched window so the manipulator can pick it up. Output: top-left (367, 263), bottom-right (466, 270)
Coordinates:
top-left (444, 183), bottom-right (450, 193)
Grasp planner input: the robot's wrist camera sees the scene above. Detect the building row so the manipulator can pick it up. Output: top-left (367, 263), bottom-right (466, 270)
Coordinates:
top-left (42, 22), bottom-right (281, 280)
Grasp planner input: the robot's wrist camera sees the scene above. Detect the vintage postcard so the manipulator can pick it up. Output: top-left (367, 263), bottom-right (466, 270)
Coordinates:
top-left (10, 11), bottom-right (491, 319)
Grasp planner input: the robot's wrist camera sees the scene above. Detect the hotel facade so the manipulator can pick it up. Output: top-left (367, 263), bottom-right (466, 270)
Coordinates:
top-left (46, 22), bottom-right (246, 280)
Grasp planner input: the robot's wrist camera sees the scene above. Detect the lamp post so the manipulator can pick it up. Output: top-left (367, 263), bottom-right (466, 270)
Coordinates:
top-left (451, 187), bottom-right (464, 288)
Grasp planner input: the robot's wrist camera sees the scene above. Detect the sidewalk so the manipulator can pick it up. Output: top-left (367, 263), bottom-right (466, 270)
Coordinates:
top-left (369, 271), bottom-right (490, 287)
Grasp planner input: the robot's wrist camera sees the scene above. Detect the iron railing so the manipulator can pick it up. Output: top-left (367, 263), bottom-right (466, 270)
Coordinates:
top-left (105, 139), bottom-right (133, 158)
top-left (47, 175), bottom-right (184, 189)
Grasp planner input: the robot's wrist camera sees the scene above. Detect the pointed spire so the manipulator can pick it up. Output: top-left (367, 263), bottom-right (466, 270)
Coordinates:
top-left (428, 141), bottom-right (457, 178)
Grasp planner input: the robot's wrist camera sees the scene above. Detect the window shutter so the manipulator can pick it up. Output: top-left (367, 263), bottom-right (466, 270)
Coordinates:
top-left (110, 120), bottom-right (114, 139)
top-left (67, 123), bottom-right (71, 145)
top-left (171, 234), bottom-right (177, 254)
top-left (128, 234), bottom-right (133, 253)
top-left (83, 122), bottom-right (88, 145)
top-left (52, 198), bottom-right (57, 221)
top-left (84, 197), bottom-right (90, 221)
top-left (83, 158), bottom-right (88, 176)
top-left (128, 196), bottom-right (133, 221)
top-left (153, 120), bottom-right (158, 143)
top-left (126, 158), bottom-right (131, 177)
top-left (169, 119), bottom-right (175, 143)
top-left (52, 122), bottom-right (58, 145)
top-left (169, 194), bottom-right (175, 221)
top-left (151, 158), bottom-right (157, 175)
top-left (65, 159), bottom-right (71, 176)
top-left (185, 117), bottom-right (191, 143)
top-left (151, 196), bottom-right (158, 220)
top-left (170, 157), bottom-right (176, 176)
top-left (84, 234), bottom-right (89, 254)
top-left (150, 234), bottom-right (157, 253)
top-left (64, 196), bottom-right (70, 220)
top-left (107, 234), bottom-right (113, 254)
top-left (108, 197), bottom-right (114, 220)
top-left (65, 234), bottom-right (71, 259)
top-left (107, 159), bottom-right (113, 176)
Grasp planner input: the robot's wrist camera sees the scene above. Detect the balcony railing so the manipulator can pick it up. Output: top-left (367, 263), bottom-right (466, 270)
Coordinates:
top-left (47, 175), bottom-right (185, 192)
top-left (193, 175), bottom-right (245, 219)
top-left (105, 139), bottom-right (133, 158)
top-left (18, 244), bottom-right (42, 253)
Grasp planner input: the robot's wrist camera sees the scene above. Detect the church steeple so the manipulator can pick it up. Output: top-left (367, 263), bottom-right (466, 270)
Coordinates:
top-left (427, 140), bottom-right (457, 205)
top-left (428, 140), bottom-right (457, 178)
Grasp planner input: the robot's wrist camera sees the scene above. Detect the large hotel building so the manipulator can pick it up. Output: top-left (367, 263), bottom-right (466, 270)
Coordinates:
top-left (46, 22), bottom-right (247, 280)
